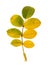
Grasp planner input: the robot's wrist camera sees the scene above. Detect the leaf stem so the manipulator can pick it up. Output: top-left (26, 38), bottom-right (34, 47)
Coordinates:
top-left (21, 26), bottom-right (27, 61)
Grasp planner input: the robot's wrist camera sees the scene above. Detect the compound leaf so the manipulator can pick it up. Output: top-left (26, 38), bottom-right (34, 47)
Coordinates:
top-left (10, 15), bottom-right (24, 27)
top-left (24, 40), bottom-right (35, 48)
top-left (11, 39), bottom-right (22, 47)
top-left (7, 28), bottom-right (22, 38)
top-left (23, 29), bottom-right (37, 39)
top-left (24, 18), bottom-right (41, 29)
top-left (22, 6), bottom-right (35, 19)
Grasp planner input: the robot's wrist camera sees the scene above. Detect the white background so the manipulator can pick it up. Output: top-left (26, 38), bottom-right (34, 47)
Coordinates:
top-left (0, 0), bottom-right (49, 65)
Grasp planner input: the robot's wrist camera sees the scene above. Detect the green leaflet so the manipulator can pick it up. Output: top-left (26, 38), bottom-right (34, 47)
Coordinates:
top-left (22, 6), bottom-right (35, 19)
top-left (11, 39), bottom-right (22, 47)
top-left (10, 15), bottom-right (24, 27)
top-left (7, 28), bottom-right (22, 38)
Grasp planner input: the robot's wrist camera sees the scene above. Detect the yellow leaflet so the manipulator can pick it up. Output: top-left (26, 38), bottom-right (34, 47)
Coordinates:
top-left (24, 40), bottom-right (35, 48)
top-left (23, 29), bottom-right (37, 39)
top-left (11, 39), bottom-right (22, 47)
top-left (24, 18), bottom-right (41, 29)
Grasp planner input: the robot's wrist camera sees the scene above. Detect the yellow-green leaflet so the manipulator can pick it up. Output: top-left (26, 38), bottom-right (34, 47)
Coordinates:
top-left (11, 39), bottom-right (22, 47)
top-left (24, 40), bottom-right (35, 48)
top-left (22, 6), bottom-right (35, 19)
top-left (23, 29), bottom-right (37, 39)
top-left (24, 18), bottom-right (41, 29)
top-left (7, 28), bottom-right (22, 38)
top-left (10, 15), bottom-right (24, 27)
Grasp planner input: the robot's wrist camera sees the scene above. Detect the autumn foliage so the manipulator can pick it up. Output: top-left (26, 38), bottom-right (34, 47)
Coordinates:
top-left (7, 6), bottom-right (41, 61)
